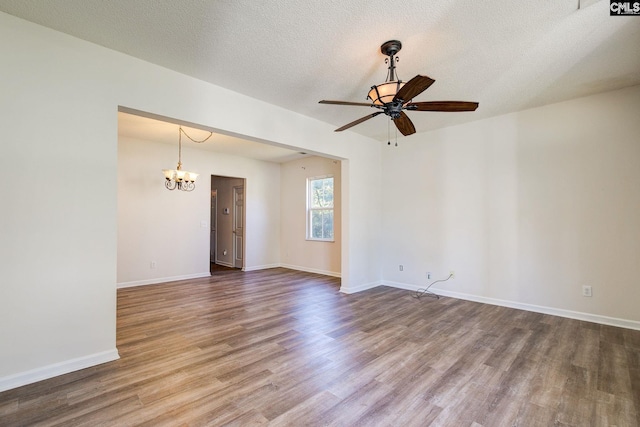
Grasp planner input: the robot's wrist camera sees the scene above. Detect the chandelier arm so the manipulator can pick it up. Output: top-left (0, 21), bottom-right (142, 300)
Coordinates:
top-left (182, 182), bottom-right (195, 192)
top-left (165, 179), bottom-right (177, 191)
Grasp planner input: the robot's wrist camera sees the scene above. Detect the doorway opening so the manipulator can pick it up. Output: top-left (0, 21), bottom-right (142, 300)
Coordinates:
top-left (211, 175), bottom-right (245, 274)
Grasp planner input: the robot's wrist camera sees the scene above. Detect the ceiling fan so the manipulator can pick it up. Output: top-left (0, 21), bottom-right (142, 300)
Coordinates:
top-left (319, 40), bottom-right (479, 136)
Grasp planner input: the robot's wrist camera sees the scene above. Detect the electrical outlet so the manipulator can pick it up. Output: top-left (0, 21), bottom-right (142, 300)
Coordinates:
top-left (399, 265), bottom-right (404, 271)
top-left (582, 285), bottom-right (592, 297)
top-left (427, 272), bottom-right (431, 280)
top-left (150, 261), bottom-right (157, 269)
top-left (450, 270), bottom-right (455, 278)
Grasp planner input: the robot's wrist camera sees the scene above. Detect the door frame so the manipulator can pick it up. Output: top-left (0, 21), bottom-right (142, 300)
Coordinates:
top-left (210, 189), bottom-right (217, 265)
top-left (232, 185), bottom-right (244, 269)
top-left (210, 175), bottom-right (246, 271)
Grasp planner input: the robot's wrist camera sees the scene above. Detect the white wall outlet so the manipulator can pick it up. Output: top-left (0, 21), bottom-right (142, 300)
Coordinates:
top-left (150, 261), bottom-right (157, 269)
top-left (450, 270), bottom-right (455, 278)
top-left (582, 285), bottom-right (592, 297)
top-left (399, 265), bottom-right (404, 271)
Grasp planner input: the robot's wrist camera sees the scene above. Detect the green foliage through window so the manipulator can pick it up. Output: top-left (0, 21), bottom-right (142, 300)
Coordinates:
top-left (308, 177), bottom-right (334, 240)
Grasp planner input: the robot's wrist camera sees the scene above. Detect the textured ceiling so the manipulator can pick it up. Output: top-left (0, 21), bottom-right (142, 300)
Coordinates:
top-left (1, 0), bottom-right (639, 143)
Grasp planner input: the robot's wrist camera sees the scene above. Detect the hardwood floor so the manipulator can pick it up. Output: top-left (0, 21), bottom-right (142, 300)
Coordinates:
top-left (1, 268), bottom-right (638, 426)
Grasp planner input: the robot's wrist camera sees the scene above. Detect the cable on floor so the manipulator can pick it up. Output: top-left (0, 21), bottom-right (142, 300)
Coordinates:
top-left (413, 274), bottom-right (453, 300)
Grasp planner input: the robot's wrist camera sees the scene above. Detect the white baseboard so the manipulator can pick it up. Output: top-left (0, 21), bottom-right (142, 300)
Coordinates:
top-left (118, 266), bottom-right (341, 287)
top-left (117, 272), bottom-right (211, 289)
top-left (243, 263), bottom-right (281, 272)
top-left (0, 349), bottom-right (120, 393)
top-left (340, 280), bottom-right (381, 294)
top-left (383, 280), bottom-right (640, 331)
top-left (280, 263), bottom-right (341, 278)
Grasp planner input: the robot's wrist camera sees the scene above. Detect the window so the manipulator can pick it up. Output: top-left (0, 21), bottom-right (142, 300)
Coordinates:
top-left (307, 176), bottom-right (334, 241)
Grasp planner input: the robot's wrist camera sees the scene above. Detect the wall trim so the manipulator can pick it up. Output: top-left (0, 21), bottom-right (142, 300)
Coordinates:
top-left (117, 272), bottom-right (211, 289)
top-left (117, 264), bottom-right (340, 288)
top-left (382, 280), bottom-right (640, 331)
top-left (340, 280), bottom-right (381, 294)
top-left (243, 263), bottom-right (281, 272)
top-left (0, 349), bottom-right (120, 393)
top-left (280, 263), bottom-right (341, 278)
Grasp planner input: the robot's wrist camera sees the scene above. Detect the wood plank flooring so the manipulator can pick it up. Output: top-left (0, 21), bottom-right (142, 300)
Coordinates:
top-left (1, 268), bottom-right (638, 426)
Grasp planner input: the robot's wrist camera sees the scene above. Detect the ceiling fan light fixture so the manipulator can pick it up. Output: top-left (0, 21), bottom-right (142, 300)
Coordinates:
top-left (318, 40), bottom-right (478, 136)
top-left (368, 81), bottom-right (405, 106)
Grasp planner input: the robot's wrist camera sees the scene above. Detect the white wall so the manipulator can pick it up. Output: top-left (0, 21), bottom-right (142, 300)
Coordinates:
top-left (0, 12), bottom-right (382, 390)
top-left (381, 85), bottom-right (640, 326)
top-left (118, 136), bottom-right (281, 286)
top-left (280, 156), bottom-right (341, 276)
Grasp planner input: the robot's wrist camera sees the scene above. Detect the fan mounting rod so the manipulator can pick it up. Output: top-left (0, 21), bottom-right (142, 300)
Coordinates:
top-left (380, 40), bottom-right (402, 81)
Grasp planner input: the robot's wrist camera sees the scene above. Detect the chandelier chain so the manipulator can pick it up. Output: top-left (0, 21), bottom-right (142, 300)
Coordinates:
top-left (180, 127), bottom-right (213, 144)
top-left (178, 126), bottom-right (213, 168)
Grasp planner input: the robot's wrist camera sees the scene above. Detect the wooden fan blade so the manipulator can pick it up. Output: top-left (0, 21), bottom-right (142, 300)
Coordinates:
top-left (393, 111), bottom-right (416, 136)
top-left (394, 75), bottom-right (435, 103)
top-left (319, 100), bottom-right (374, 107)
top-left (335, 112), bottom-right (384, 132)
top-left (407, 101), bottom-right (479, 112)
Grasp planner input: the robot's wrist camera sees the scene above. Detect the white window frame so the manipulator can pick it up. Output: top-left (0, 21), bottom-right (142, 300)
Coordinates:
top-left (306, 175), bottom-right (335, 242)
